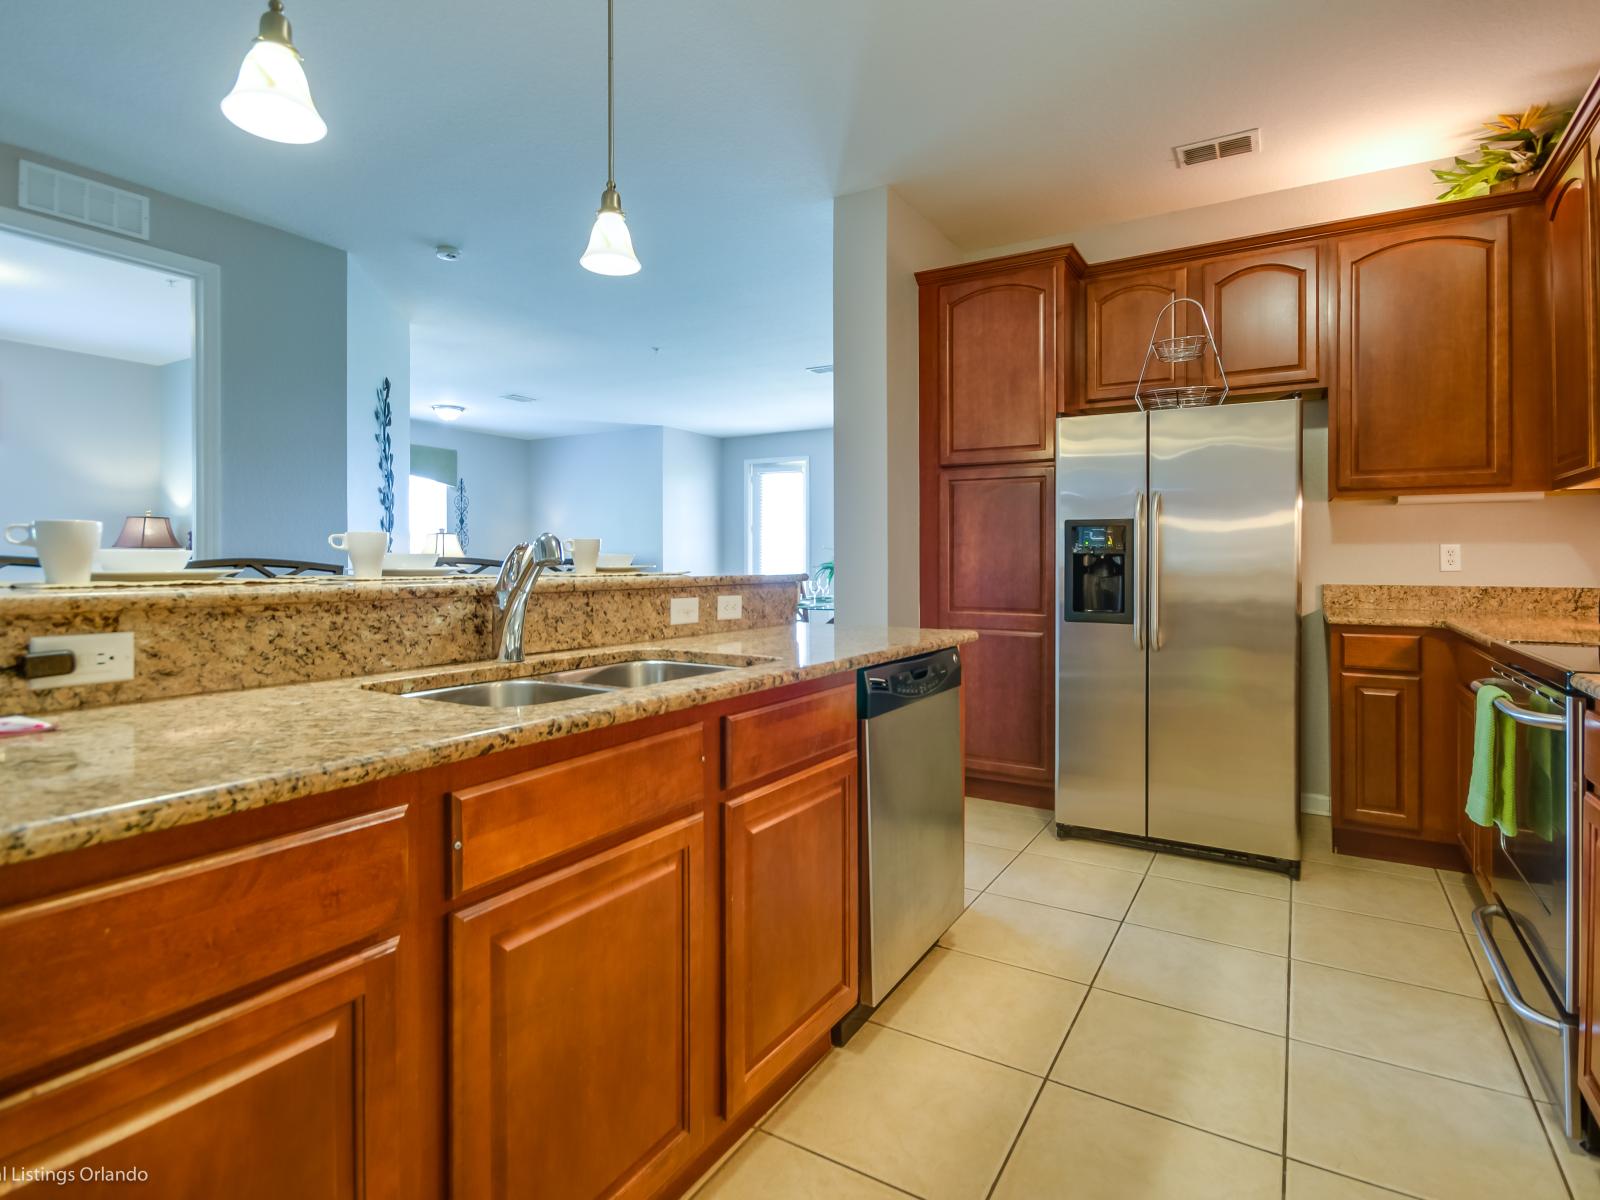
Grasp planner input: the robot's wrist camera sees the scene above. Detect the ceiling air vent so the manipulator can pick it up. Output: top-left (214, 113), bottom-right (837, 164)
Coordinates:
top-left (500, 393), bottom-right (540, 403)
top-left (18, 160), bottom-right (150, 239)
top-left (806, 364), bottom-right (834, 375)
top-left (1172, 129), bottom-right (1261, 169)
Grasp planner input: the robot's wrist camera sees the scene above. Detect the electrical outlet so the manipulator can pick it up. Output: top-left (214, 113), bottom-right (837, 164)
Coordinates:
top-left (716, 594), bottom-right (742, 621)
top-left (27, 632), bottom-right (136, 689)
top-left (669, 597), bottom-right (699, 625)
top-left (1440, 544), bottom-right (1462, 573)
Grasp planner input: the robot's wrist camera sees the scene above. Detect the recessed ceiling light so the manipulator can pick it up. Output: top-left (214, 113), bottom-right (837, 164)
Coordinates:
top-left (807, 364), bottom-right (834, 375)
top-left (435, 244), bottom-right (462, 262)
top-left (500, 393), bottom-right (539, 403)
top-left (431, 404), bottom-right (466, 421)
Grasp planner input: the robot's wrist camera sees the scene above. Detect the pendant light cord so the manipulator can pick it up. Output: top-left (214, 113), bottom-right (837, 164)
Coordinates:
top-left (606, 0), bottom-right (616, 189)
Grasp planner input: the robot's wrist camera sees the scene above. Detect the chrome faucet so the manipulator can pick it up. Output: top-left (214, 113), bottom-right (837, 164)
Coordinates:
top-left (491, 532), bottom-right (564, 662)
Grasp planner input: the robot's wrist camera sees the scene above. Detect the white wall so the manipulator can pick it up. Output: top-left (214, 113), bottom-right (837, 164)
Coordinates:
top-left (718, 428), bottom-right (834, 576)
top-left (0, 338), bottom-right (171, 539)
top-left (407, 420), bottom-right (533, 560)
top-left (157, 357), bottom-right (195, 543)
top-left (528, 427), bottom-right (667, 566)
top-left (833, 186), bottom-right (957, 625)
top-left (346, 257), bottom-right (410, 542)
top-left (662, 428), bottom-right (721, 575)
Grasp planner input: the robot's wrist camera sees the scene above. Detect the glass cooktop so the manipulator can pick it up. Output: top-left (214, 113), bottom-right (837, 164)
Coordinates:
top-left (1503, 641), bottom-right (1600, 678)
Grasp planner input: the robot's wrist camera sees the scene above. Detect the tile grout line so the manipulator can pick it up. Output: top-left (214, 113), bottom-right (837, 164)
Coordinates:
top-left (1285, 1158), bottom-right (1431, 1200)
top-left (1281, 870), bottom-right (1295, 1195)
top-left (757, 1128), bottom-right (926, 1198)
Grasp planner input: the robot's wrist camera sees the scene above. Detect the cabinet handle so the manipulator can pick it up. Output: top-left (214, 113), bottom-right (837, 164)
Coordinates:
top-left (1131, 492), bottom-right (1146, 650)
top-left (1150, 491), bottom-right (1164, 651)
top-left (1470, 904), bottom-right (1572, 1031)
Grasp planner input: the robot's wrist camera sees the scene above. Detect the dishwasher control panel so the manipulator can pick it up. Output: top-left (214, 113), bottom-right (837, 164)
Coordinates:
top-left (859, 649), bottom-right (962, 714)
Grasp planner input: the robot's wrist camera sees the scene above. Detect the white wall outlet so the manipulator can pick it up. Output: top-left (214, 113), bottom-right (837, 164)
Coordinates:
top-left (669, 597), bottom-right (699, 625)
top-left (716, 594), bottom-right (742, 621)
top-left (27, 632), bottom-right (136, 689)
top-left (1439, 544), bottom-right (1462, 573)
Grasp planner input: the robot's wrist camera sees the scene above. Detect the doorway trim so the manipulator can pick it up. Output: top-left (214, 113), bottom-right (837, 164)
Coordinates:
top-left (0, 203), bottom-right (223, 557)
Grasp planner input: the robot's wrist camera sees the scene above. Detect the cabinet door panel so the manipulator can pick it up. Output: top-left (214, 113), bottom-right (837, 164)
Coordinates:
top-left (937, 465), bottom-right (1052, 623)
top-left (936, 264), bottom-right (1059, 464)
top-left (962, 629), bottom-right (1052, 784)
top-left (1577, 790), bottom-right (1600, 1118)
top-left (1337, 672), bottom-right (1423, 833)
top-left (1197, 245), bottom-right (1321, 390)
top-left (451, 816), bottom-right (707, 1200)
top-left (724, 755), bottom-right (857, 1112)
top-left (1549, 151), bottom-right (1599, 486)
top-left (0, 942), bottom-right (400, 1200)
top-left (1334, 214), bottom-right (1512, 493)
top-left (1083, 267), bottom-right (1187, 406)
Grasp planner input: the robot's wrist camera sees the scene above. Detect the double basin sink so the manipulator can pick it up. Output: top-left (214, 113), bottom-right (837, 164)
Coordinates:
top-left (404, 658), bottom-right (735, 709)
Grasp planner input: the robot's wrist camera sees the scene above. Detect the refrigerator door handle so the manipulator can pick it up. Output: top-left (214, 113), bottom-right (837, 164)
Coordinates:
top-left (1150, 491), bottom-right (1164, 650)
top-left (1131, 492), bottom-right (1146, 650)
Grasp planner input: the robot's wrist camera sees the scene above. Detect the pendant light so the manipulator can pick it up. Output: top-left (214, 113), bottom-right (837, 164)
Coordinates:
top-left (579, 0), bottom-right (641, 276)
top-left (220, 0), bottom-right (328, 145)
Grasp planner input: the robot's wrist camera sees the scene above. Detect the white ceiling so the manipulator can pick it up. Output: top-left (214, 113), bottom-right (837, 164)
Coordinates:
top-left (1, 1), bottom-right (1596, 437)
top-left (0, 228), bottom-right (194, 365)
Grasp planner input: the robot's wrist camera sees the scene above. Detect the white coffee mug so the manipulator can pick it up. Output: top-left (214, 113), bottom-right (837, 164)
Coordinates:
top-left (5, 519), bottom-right (102, 585)
top-left (571, 538), bottom-right (601, 574)
top-left (328, 530), bottom-right (388, 578)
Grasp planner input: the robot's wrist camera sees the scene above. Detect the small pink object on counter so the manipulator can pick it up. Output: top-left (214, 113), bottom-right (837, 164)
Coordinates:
top-left (0, 715), bottom-right (56, 737)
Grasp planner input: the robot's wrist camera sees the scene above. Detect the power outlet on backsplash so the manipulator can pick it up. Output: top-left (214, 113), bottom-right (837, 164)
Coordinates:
top-left (1439, 544), bottom-right (1462, 572)
top-left (670, 597), bottom-right (699, 625)
top-left (26, 632), bottom-right (136, 689)
top-left (717, 595), bottom-right (742, 620)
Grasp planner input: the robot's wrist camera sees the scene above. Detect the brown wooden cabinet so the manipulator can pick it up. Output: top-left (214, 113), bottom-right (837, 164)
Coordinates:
top-left (1194, 244), bottom-right (1323, 392)
top-left (723, 754), bottom-right (857, 1112)
top-left (450, 815), bottom-right (709, 1200)
top-left (930, 261), bottom-right (1062, 464)
top-left (1337, 669), bottom-right (1423, 834)
top-left (1550, 140), bottom-right (1600, 487)
top-left (1332, 213), bottom-right (1513, 494)
top-left (1081, 265), bottom-right (1187, 408)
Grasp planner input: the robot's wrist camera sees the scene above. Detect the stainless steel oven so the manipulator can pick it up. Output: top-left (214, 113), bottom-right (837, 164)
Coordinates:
top-left (1469, 645), bottom-right (1592, 1142)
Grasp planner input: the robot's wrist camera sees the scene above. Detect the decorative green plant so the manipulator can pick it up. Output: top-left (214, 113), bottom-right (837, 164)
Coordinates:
top-left (1434, 104), bottom-right (1572, 201)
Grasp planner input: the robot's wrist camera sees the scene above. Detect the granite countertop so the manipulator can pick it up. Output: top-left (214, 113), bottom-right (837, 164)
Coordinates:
top-left (1320, 584), bottom-right (1600, 701)
top-left (0, 624), bottom-right (974, 866)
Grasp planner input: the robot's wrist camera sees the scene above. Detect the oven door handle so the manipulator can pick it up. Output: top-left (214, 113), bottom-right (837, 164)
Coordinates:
top-left (1469, 679), bottom-right (1569, 730)
top-left (1471, 904), bottom-right (1573, 1032)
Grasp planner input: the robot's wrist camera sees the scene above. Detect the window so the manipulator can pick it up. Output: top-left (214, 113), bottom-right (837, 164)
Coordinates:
top-left (745, 457), bottom-right (808, 575)
top-left (408, 443), bottom-right (458, 554)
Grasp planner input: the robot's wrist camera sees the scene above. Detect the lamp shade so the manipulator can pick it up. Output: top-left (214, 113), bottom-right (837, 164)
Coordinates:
top-left (221, 38), bottom-right (327, 145)
top-left (580, 190), bottom-right (641, 276)
top-left (113, 513), bottom-right (182, 549)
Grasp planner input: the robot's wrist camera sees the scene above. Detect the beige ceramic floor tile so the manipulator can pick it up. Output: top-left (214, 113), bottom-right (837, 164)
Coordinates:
top-left (765, 1024), bottom-right (1039, 1200)
top-left (1286, 1041), bottom-right (1565, 1200)
top-left (964, 800), bottom-right (1050, 851)
top-left (991, 1083), bottom-right (1282, 1200)
top-left (963, 888), bottom-right (979, 908)
top-left (964, 842), bottom-right (1016, 891)
top-left (1294, 861), bottom-right (1455, 929)
top-left (871, 947), bottom-right (1085, 1075)
top-left (1125, 875), bottom-right (1290, 955)
top-left (693, 1132), bottom-right (909, 1199)
top-left (1291, 904), bottom-right (1483, 998)
top-left (1149, 852), bottom-right (1292, 899)
top-left (1301, 814), bottom-right (1439, 881)
top-left (1495, 1002), bottom-right (1545, 1100)
top-left (1537, 1101), bottom-right (1600, 1200)
top-left (1442, 883), bottom-right (1499, 990)
top-left (1290, 960), bottom-right (1524, 1093)
top-left (987, 852), bottom-right (1143, 919)
top-left (1052, 989), bottom-right (1286, 1151)
top-left (1286, 1161), bottom-right (1414, 1198)
top-left (1023, 827), bottom-right (1154, 872)
top-left (938, 892), bottom-right (1119, 983)
top-left (1096, 923), bottom-right (1289, 1034)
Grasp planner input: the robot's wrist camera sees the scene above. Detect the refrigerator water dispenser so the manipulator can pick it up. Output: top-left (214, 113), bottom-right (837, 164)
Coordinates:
top-left (1064, 520), bottom-right (1131, 624)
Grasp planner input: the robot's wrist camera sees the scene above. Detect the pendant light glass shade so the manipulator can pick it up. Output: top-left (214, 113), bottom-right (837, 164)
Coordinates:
top-left (221, 1), bottom-right (327, 145)
top-left (581, 188), bottom-right (641, 276)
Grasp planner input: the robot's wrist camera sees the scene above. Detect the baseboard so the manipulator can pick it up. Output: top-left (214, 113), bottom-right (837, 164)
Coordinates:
top-left (1300, 791), bottom-right (1331, 816)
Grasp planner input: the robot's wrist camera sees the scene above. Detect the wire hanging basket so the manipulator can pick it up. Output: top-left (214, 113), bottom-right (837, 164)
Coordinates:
top-left (1134, 298), bottom-right (1229, 411)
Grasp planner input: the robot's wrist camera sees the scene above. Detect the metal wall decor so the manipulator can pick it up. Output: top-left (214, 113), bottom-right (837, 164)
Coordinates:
top-left (374, 377), bottom-right (395, 542)
top-left (454, 477), bottom-right (470, 550)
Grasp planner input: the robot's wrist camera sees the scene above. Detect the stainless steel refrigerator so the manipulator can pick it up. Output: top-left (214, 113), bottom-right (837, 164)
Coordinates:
top-left (1055, 397), bottom-right (1301, 866)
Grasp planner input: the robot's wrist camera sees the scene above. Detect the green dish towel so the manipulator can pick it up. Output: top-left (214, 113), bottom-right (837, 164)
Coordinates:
top-left (1466, 684), bottom-right (1518, 836)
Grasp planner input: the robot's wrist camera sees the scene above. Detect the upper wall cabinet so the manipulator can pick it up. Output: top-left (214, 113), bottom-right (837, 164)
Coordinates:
top-left (1332, 213), bottom-right (1513, 495)
top-left (932, 261), bottom-right (1062, 465)
top-left (1080, 266), bottom-right (1188, 408)
top-left (1550, 136), bottom-right (1600, 487)
top-left (1194, 245), bottom-right (1323, 392)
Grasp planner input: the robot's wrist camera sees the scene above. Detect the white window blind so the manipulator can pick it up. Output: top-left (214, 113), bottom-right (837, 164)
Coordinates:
top-left (745, 457), bottom-right (808, 575)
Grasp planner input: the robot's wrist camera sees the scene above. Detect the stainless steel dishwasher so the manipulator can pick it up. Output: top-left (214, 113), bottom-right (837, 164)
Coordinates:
top-left (837, 647), bottom-right (965, 1041)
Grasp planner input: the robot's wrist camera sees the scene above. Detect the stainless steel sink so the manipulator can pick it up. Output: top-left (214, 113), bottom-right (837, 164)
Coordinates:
top-left (538, 659), bottom-right (735, 688)
top-left (404, 679), bottom-right (611, 708)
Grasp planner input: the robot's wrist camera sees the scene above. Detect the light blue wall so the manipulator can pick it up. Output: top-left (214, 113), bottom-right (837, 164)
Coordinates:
top-left (527, 427), bottom-right (667, 567)
top-left (662, 428), bottom-right (721, 574)
top-left (347, 257), bottom-right (410, 541)
top-left (408, 420), bottom-right (532, 560)
top-left (717, 428), bottom-right (834, 576)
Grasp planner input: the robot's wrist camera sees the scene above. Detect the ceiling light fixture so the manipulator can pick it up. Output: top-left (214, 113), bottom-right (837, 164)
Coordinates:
top-left (431, 404), bottom-right (466, 422)
top-left (579, 0), bottom-right (641, 276)
top-left (221, 0), bottom-right (328, 145)
top-left (435, 244), bottom-right (462, 262)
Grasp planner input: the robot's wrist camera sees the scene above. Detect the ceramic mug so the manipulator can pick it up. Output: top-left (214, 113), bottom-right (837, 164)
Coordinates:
top-left (5, 519), bottom-right (103, 585)
top-left (328, 530), bottom-right (388, 578)
top-left (571, 538), bottom-right (601, 574)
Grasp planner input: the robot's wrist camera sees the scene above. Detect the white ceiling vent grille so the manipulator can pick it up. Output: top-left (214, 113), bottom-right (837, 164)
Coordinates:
top-left (806, 364), bottom-right (834, 375)
top-left (500, 393), bottom-right (540, 403)
top-left (18, 160), bottom-right (150, 240)
top-left (1172, 129), bottom-right (1261, 169)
